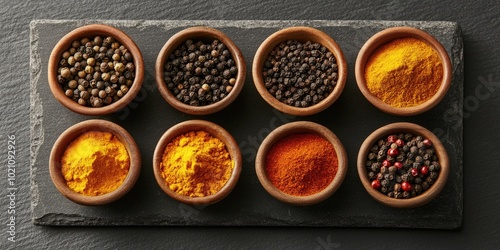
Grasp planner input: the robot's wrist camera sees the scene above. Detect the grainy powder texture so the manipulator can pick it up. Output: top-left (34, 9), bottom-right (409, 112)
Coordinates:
top-left (161, 131), bottom-right (233, 197)
top-left (265, 133), bottom-right (338, 196)
top-left (365, 37), bottom-right (443, 108)
top-left (61, 131), bottom-right (130, 196)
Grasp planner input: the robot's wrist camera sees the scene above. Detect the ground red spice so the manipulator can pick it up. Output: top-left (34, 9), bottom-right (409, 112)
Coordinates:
top-left (265, 133), bottom-right (338, 196)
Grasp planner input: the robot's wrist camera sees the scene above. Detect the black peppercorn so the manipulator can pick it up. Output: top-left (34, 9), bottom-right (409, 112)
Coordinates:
top-left (262, 40), bottom-right (338, 108)
top-left (163, 39), bottom-right (237, 106)
top-left (368, 171), bottom-right (376, 180)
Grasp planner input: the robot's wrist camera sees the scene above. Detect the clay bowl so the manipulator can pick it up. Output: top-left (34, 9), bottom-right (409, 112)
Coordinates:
top-left (153, 120), bottom-right (242, 206)
top-left (49, 119), bottom-right (141, 205)
top-left (255, 121), bottom-right (348, 206)
top-left (155, 27), bottom-right (246, 115)
top-left (252, 26), bottom-right (347, 116)
top-left (357, 122), bottom-right (450, 208)
top-left (355, 26), bottom-right (452, 116)
top-left (48, 24), bottom-right (144, 116)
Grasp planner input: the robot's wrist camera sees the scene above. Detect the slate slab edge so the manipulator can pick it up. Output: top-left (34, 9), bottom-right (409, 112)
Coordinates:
top-left (30, 20), bottom-right (463, 227)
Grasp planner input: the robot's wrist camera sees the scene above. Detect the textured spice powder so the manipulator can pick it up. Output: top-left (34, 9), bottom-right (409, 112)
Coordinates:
top-left (365, 37), bottom-right (443, 108)
top-left (160, 131), bottom-right (233, 197)
top-left (61, 131), bottom-right (130, 196)
top-left (265, 133), bottom-right (338, 196)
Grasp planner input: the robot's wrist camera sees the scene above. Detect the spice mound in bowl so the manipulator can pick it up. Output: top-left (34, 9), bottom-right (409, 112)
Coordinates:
top-left (357, 122), bottom-right (450, 208)
top-left (48, 24), bottom-right (144, 116)
top-left (252, 26), bottom-right (347, 116)
top-left (153, 120), bottom-right (242, 206)
top-left (49, 119), bottom-right (141, 205)
top-left (255, 121), bottom-right (347, 206)
top-left (355, 26), bottom-right (452, 116)
top-left (155, 27), bottom-right (246, 115)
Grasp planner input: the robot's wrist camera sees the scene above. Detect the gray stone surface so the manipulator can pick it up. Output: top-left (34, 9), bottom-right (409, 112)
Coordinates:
top-left (30, 20), bottom-right (463, 228)
top-left (1, 0), bottom-right (500, 249)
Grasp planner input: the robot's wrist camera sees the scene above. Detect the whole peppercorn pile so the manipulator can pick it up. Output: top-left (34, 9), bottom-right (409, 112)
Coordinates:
top-left (262, 40), bottom-right (338, 108)
top-left (57, 36), bottom-right (135, 107)
top-left (163, 39), bottom-right (238, 106)
top-left (365, 133), bottom-right (440, 199)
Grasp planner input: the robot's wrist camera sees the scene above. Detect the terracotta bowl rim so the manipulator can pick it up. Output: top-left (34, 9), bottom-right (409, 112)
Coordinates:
top-left (155, 26), bottom-right (246, 115)
top-left (47, 23), bottom-right (144, 116)
top-left (152, 119), bottom-right (242, 206)
top-left (356, 122), bottom-right (450, 208)
top-left (49, 119), bottom-right (141, 206)
top-left (255, 121), bottom-right (348, 206)
top-left (354, 26), bottom-right (452, 116)
top-left (252, 26), bottom-right (348, 116)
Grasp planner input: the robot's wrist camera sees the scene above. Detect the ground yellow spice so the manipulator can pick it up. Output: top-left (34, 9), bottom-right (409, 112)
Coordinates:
top-left (160, 131), bottom-right (233, 198)
top-left (365, 37), bottom-right (443, 108)
top-left (61, 131), bottom-right (130, 196)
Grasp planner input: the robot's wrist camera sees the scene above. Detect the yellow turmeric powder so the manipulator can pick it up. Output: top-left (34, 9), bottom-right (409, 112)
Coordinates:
top-left (160, 131), bottom-right (233, 197)
top-left (365, 37), bottom-right (443, 108)
top-left (61, 131), bottom-right (130, 196)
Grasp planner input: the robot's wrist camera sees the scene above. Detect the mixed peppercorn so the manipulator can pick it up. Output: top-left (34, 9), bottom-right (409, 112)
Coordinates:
top-left (163, 39), bottom-right (237, 106)
top-left (57, 36), bottom-right (135, 107)
top-left (365, 133), bottom-right (440, 199)
top-left (262, 40), bottom-right (338, 108)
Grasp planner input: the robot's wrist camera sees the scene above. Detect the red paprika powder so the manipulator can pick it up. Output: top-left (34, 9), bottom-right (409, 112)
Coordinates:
top-left (265, 133), bottom-right (338, 196)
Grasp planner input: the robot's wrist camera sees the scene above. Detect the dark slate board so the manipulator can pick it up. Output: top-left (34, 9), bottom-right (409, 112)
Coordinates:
top-left (30, 20), bottom-right (463, 228)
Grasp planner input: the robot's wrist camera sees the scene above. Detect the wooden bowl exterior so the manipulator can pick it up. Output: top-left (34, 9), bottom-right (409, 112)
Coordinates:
top-left (153, 120), bottom-right (242, 206)
top-left (357, 122), bottom-right (450, 208)
top-left (252, 26), bottom-right (347, 116)
top-left (48, 24), bottom-right (144, 115)
top-left (49, 119), bottom-right (141, 205)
